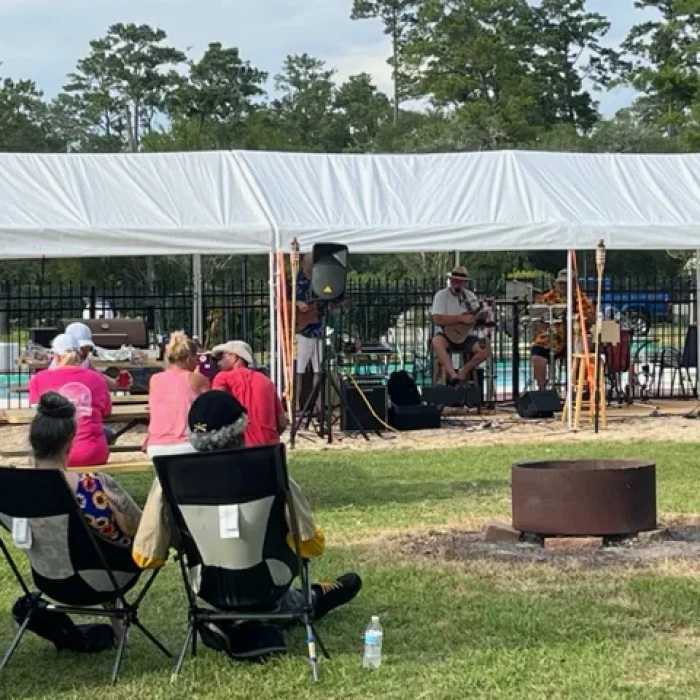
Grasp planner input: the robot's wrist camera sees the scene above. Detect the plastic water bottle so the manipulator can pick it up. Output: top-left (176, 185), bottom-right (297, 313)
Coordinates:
top-left (363, 616), bottom-right (383, 669)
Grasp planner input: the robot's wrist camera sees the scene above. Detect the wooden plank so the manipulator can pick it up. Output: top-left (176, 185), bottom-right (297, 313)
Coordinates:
top-left (82, 461), bottom-right (152, 473)
top-left (8, 387), bottom-right (148, 405)
top-left (4, 462), bottom-right (153, 474)
top-left (0, 444), bottom-right (142, 459)
top-left (113, 395), bottom-right (149, 405)
top-left (0, 404), bottom-right (149, 426)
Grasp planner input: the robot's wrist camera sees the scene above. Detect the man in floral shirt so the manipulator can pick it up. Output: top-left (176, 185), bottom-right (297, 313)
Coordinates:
top-left (530, 269), bottom-right (595, 390)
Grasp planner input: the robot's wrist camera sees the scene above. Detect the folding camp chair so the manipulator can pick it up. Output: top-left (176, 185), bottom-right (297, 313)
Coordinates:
top-left (0, 467), bottom-right (172, 684)
top-left (153, 443), bottom-right (329, 682)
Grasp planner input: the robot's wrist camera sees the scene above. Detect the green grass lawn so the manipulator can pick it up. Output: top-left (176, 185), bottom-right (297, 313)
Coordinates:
top-left (3, 441), bottom-right (700, 699)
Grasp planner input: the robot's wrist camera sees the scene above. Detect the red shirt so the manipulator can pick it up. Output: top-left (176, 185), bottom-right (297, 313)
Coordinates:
top-left (212, 367), bottom-right (284, 446)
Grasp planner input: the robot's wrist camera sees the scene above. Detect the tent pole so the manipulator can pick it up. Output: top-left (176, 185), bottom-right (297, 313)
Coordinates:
top-left (269, 251), bottom-right (278, 389)
top-left (192, 254), bottom-right (203, 340)
top-left (567, 250), bottom-right (574, 429)
top-left (696, 249), bottom-right (700, 395)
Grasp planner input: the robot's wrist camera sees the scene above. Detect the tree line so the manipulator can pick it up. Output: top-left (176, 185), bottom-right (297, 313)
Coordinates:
top-left (0, 1), bottom-right (695, 285)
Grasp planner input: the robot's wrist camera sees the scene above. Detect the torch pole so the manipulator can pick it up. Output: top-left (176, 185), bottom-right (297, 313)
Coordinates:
top-left (593, 240), bottom-right (606, 434)
top-left (290, 239), bottom-right (300, 438)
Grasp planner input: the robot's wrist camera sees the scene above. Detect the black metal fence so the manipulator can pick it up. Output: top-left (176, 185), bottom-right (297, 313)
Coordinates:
top-left (0, 275), bottom-right (697, 407)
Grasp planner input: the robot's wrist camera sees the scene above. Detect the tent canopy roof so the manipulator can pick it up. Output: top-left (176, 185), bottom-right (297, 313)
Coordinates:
top-left (1, 149), bottom-right (699, 258)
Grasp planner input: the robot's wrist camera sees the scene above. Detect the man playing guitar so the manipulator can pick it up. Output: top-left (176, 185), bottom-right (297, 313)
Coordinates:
top-left (294, 253), bottom-right (323, 414)
top-left (431, 266), bottom-right (492, 386)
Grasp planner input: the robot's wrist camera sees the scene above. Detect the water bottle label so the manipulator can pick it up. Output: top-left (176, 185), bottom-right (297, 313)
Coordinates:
top-left (365, 632), bottom-right (381, 644)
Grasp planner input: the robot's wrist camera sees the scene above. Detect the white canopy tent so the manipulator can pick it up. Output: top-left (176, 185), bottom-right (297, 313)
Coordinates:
top-left (0, 151), bottom-right (273, 258)
top-left (238, 150), bottom-right (700, 252)
top-left (1, 149), bottom-right (699, 427)
top-left (2, 150), bottom-right (700, 255)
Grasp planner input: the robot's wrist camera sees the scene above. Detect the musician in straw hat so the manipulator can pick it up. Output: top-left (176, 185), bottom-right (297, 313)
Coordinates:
top-left (431, 266), bottom-right (491, 386)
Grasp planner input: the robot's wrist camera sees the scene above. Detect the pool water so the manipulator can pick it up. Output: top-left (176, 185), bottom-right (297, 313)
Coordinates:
top-left (347, 360), bottom-right (529, 395)
top-left (0, 373), bottom-right (30, 402)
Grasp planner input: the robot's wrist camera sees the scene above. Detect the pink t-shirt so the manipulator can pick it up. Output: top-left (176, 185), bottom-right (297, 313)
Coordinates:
top-left (147, 367), bottom-right (199, 448)
top-left (29, 367), bottom-right (111, 467)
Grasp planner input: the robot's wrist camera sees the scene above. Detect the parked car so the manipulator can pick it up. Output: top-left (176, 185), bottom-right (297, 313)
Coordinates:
top-left (580, 278), bottom-right (672, 336)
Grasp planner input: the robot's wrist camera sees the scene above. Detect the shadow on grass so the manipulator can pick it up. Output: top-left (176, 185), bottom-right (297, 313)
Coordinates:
top-left (304, 469), bottom-right (509, 509)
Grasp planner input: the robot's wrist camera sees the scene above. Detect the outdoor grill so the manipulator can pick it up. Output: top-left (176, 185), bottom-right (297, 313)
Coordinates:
top-left (511, 459), bottom-right (656, 540)
top-left (61, 318), bottom-right (149, 349)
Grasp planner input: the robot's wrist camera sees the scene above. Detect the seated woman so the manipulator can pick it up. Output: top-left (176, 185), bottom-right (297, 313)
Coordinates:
top-left (144, 331), bottom-right (210, 459)
top-left (27, 392), bottom-right (142, 644)
top-left (29, 392), bottom-right (141, 544)
top-left (29, 334), bottom-right (112, 467)
top-left (134, 391), bottom-right (361, 621)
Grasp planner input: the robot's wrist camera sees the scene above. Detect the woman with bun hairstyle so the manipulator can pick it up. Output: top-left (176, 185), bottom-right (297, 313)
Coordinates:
top-left (29, 392), bottom-right (141, 644)
top-left (29, 334), bottom-right (112, 467)
top-left (29, 392), bottom-right (141, 545)
top-left (144, 331), bottom-right (210, 458)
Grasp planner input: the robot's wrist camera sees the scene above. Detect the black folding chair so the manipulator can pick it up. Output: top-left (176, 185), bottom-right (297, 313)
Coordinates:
top-left (154, 443), bottom-right (329, 681)
top-left (0, 467), bottom-right (172, 684)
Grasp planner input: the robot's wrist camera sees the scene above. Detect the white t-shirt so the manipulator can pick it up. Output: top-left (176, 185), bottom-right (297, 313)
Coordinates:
top-left (431, 288), bottom-right (478, 333)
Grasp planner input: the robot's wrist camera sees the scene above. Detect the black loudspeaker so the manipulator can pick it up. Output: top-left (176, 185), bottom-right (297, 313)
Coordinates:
top-left (422, 384), bottom-right (482, 408)
top-left (311, 243), bottom-right (349, 301)
top-left (516, 390), bottom-right (562, 419)
top-left (389, 404), bottom-right (442, 431)
top-left (341, 382), bottom-right (388, 432)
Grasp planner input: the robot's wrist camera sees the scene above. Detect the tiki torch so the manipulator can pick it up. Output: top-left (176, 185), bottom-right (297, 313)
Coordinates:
top-left (593, 239), bottom-right (606, 434)
top-left (290, 238), bottom-right (300, 426)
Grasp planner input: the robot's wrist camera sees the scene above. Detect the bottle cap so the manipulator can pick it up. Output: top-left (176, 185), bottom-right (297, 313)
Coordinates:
top-left (371, 615), bottom-right (379, 623)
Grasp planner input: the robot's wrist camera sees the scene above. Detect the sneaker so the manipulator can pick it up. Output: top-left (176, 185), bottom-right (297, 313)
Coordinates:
top-left (198, 621), bottom-right (286, 663)
top-left (312, 572), bottom-right (362, 621)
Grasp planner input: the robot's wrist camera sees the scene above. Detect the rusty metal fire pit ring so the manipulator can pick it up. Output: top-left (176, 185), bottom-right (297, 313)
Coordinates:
top-left (512, 459), bottom-right (657, 538)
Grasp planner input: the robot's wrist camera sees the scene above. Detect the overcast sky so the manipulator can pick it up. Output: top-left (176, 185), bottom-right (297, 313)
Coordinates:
top-left (0, 0), bottom-right (650, 116)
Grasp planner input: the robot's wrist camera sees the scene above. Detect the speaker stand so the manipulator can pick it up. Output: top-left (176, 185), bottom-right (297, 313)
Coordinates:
top-left (289, 305), bottom-right (370, 447)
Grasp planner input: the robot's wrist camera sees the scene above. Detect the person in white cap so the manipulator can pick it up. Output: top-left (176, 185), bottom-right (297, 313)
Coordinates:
top-left (51, 323), bottom-right (131, 391)
top-left (65, 322), bottom-right (94, 365)
top-left (211, 340), bottom-right (289, 446)
top-left (28, 333), bottom-right (113, 467)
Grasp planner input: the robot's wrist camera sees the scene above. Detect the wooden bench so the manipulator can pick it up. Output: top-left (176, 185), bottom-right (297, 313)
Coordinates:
top-left (0, 444), bottom-right (143, 459)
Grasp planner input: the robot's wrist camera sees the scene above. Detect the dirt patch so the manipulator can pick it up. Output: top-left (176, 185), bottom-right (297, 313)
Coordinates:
top-left (1, 400), bottom-right (699, 466)
top-left (388, 522), bottom-right (700, 571)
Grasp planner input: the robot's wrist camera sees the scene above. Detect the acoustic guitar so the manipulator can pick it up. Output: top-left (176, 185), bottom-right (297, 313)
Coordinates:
top-left (292, 299), bottom-right (352, 334)
top-left (295, 303), bottom-right (319, 333)
top-left (444, 295), bottom-right (495, 345)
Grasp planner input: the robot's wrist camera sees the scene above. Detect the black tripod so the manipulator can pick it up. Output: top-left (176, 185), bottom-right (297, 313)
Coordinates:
top-left (290, 303), bottom-right (369, 447)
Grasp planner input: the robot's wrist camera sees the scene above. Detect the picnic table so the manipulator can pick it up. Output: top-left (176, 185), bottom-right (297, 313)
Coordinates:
top-left (16, 359), bottom-right (163, 371)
